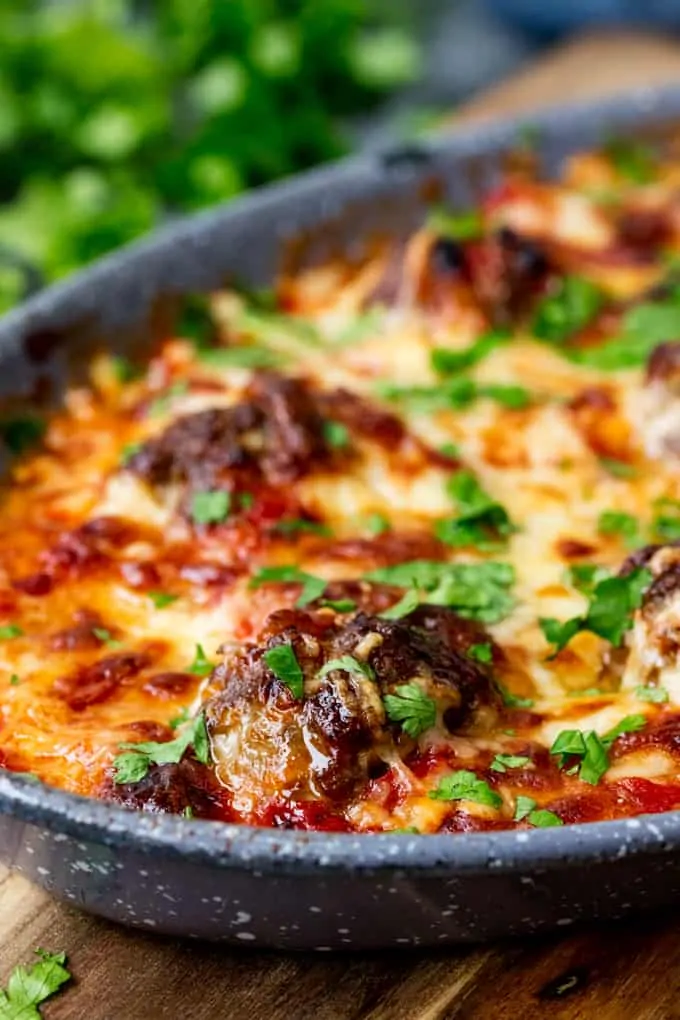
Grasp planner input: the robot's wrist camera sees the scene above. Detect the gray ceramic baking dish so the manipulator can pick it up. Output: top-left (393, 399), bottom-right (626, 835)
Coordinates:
top-left (2, 87), bottom-right (680, 950)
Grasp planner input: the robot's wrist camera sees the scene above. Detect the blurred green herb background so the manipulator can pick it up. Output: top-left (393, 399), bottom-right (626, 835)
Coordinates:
top-left (0, 0), bottom-right (420, 312)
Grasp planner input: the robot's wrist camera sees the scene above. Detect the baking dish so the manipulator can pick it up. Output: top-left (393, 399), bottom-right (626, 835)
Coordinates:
top-left (2, 86), bottom-right (680, 948)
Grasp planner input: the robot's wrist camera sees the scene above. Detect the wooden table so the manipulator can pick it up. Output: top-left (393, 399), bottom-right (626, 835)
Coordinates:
top-left (5, 30), bottom-right (680, 1020)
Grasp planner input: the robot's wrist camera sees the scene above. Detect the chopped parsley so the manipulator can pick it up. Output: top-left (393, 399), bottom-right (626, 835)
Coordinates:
top-left (533, 275), bottom-right (603, 345)
top-left (120, 441), bottom-right (142, 466)
top-left (91, 627), bottom-right (123, 649)
top-left (430, 329), bottom-right (510, 376)
top-left (384, 683), bottom-right (437, 738)
top-left (318, 598), bottom-right (357, 613)
top-left (0, 625), bottom-right (23, 640)
top-left (322, 420), bottom-right (350, 450)
top-left (514, 796), bottom-right (563, 826)
top-left (182, 805), bottom-right (194, 819)
top-left (468, 642), bottom-right (493, 664)
top-left (550, 714), bottom-right (646, 785)
top-left (427, 206), bottom-right (483, 241)
top-left (169, 707), bottom-right (190, 730)
top-left (379, 588), bottom-right (420, 620)
top-left (0, 949), bottom-right (71, 1018)
top-left (489, 754), bottom-right (530, 773)
top-left (634, 684), bottom-right (669, 704)
top-left (651, 497), bottom-right (680, 543)
top-left (365, 560), bottom-right (516, 624)
top-left (263, 644), bottom-right (305, 699)
top-left (540, 567), bottom-right (651, 655)
top-left (498, 686), bottom-right (534, 709)
top-left (273, 518), bottom-right (332, 538)
top-left (604, 137), bottom-right (656, 184)
top-left (316, 655), bottom-right (375, 682)
top-left (597, 509), bottom-right (640, 548)
top-left (376, 378), bottom-right (531, 413)
top-left (9, 674), bottom-right (20, 686)
top-left (249, 565), bottom-right (326, 607)
top-left (239, 491), bottom-right (254, 510)
top-left (197, 345), bottom-right (283, 369)
top-left (0, 415), bottom-right (45, 455)
top-left (361, 512), bottom-right (390, 536)
top-left (436, 469), bottom-right (515, 549)
top-left (599, 456), bottom-right (637, 479)
top-left (567, 563), bottom-right (612, 596)
top-left (111, 355), bottom-right (141, 383)
top-left (186, 643), bottom-right (214, 676)
top-left (190, 489), bottom-right (231, 525)
top-left (428, 770), bottom-right (502, 808)
top-left (113, 714), bottom-right (210, 784)
top-left (575, 296), bottom-right (680, 371)
top-left (148, 591), bottom-right (179, 609)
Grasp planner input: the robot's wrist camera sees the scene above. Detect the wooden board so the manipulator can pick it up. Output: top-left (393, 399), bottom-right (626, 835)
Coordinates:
top-left (5, 29), bottom-right (680, 1020)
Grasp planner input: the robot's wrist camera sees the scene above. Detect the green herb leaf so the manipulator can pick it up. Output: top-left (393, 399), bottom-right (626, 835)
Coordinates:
top-left (597, 509), bottom-right (640, 547)
top-left (604, 137), bottom-right (656, 184)
top-left (263, 644), bottom-right (304, 699)
top-left (579, 730), bottom-right (610, 785)
top-left (187, 643), bottom-right (214, 677)
top-left (567, 563), bottom-right (612, 596)
top-left (468, 642), bottom-right (493, 663)
top-left (91, 627), bottom-right (123, 649)
top-left (576, 299), bottom-right (680, 371)
top-left (0, 625), bottom-right (23, 640)
top-left (514, 795), bottom-right (536, 821)
top-left (379, 588), bottom-right (420, 620)
top-left (0, 948), bottom-right (71, 1019)
top-left (197, 346), bottom-right (283, 369)
top-left (0, 416), bottom-right (46, 456)
top-left (318, 598), bottom-right (357, 613)
top-left (477, 384), bottom-right (532, 409)
top-left (147, 381), bottom-right (189, 417)
top-left (249, 565), bottom-right (327, 607)
top-left (366, 560), bottom-right (516, 624)
top-left (437, 469), bottom-right (515, 549)
top-left (428, 769), bottom-right (502, 808)
top-left (498, 685), bottom-right (534, 709)
top-left (273, 518), bottom-right (332, 537)
top-left (427, 206), bottom-right (483, 241)
top-left (113, 714), bottom-right (210, 784)
top-left (601, 713), bottom-right (646, 747)
top-left (533, 275), bottom-right (603, 345)
top-left (651, 497), bottom-right (680, 543)
top-left (430, 329), bottom-right (510, 376)
top-left (148, 591), bottom-right (179, 609)
top-left (9, 674), bottom-right (20, 686)
top-left (634, 684), bottom-right (669, 704)
top-left (322, 420), bottom-right (350, 450)
top-left (599, 457), bottom-right (637, 479)
top-left (528, 809), bottom-right (563, 827)
top-left (169, 707), bottom-right (190, 730)
top-left (182, 805), bottom-right (194, 819)
top-left (190, 490), bottom-right (231, 525)
top-left (361, 513), bottom-right (390, 536)
top-left (120, 441), bottom-right (142, 466)
top-left (384, 683), bottom-right (437, 738)
top-left (111, 355), bottom-right (141, 383)
top-left (316, 655), bottom-right (375, 682)
top-left (489, 754), bottom-right (530, 773)
top-left (377, 377), bottom-right (531, 413)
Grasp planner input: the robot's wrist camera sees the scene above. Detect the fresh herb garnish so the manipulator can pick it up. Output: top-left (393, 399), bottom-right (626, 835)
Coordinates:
top-left (379, 588), bottom-right (420, 620)
top-left (489, 754), bottom-right (530, 773)
top-left (436, 469), bottom-right (515, 549)
top-left (361, 512), bottom-right (390, 536)
top-left (120, 441), bottom-right (142, 466)
top-left (263, 644), bottom-right (305, 699)
top-left (651, 497), bottom-right (680, 543)
top-left (533, 275), bottom-right (603, 345)
top-left (599, 456), bottom-right (637, 479)
top-left (190, 489), bottom-right (231, 525)
top-left (169, 707), bottom-right (190, 730)
top-left (0, 625), bottom-right (23, 640)
top-left (0, 416), bottom-right (45, 455)
top-left (597, 509), bottom-right (640, 548)
top-left (187, 643), bottom-right (214, 676)
top-left (182, 805), bottom-right (194, 819)
top-left (322, 419), bottom-right (350, 450)
top-left (0, 949), bottom-right (71, 1018)
top-left (567, 563), bottom-right (612, 596)
top-left (427, 206), bottom-right (483, 241)
top-left (429, 770), bottom-right (502, 808)
top-left (430, 329), bottom-right (511, 376)
top-left (604, 137), bottom-right (656, 184)
top-left (111, 355), bottom-right (141, 383)
top-left (366, 560), bottom-right (516, 624)
top-left (233, 307), bottom-right (322, 348)
top-left (499, 685), bottom-right (534, 709)
top-left (114, 714), bottom-right (210, 784)
top-left (197, 346), bottom-right (283, 369)
top-left (316, 655), bottom-right (375, 682)
top-left (239, 491), bottom-right (254, 511)
top-left (384, 683), bottom-right (437, 738)
top-left (148, 591), bottom-right (179, 609)
top-left (540, 567), bottom-right (651, 655)
top-left (550, 714), bottom-right (646, 785)
top-left (514, 796), bottom-right (563, 826)
top-left (318, 598), bottom-right (357, 613)
top-left (249, 565), bottom-right (326, 607)
top-left (575, 298), bottom-right (680, 371)
top-left (9, 674), bottom-right (20, 686)
top-left (92, 627), bottom-right (123, 649)
top-left (468, 642), bottom-right (493, 664)
top-left (273, 518), bottom-right (332, 537)
top-left (635, 684), bottom-right (669, 704)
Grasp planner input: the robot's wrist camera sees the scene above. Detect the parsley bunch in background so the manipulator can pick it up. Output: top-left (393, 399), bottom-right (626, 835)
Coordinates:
top-left (0, 0), bottom-right (420, 312)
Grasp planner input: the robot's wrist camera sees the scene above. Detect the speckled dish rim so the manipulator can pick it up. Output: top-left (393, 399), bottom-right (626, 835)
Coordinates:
top-left (3, 85), bottom-right (680, 878)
